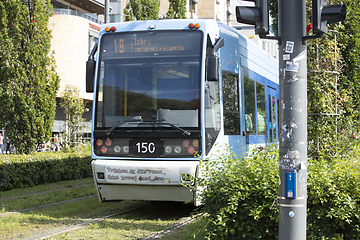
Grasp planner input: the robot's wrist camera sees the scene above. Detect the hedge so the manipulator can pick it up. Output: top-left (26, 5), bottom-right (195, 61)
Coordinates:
top-left (0, 146), bottom-right (92, 191)
top-left (191, 145), bottom-right (360, 240)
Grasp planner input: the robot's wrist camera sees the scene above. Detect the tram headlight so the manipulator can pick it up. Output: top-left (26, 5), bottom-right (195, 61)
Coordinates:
top-left (94, 137), bottom-right (130, 156)
top-left (164, 138), bottom-right (201, 156)
top-left (174, 146), bottom-right (182, 154)
top-left (95, 137), bottom-right (201, 156)
top-left (97, 172), bottom-right (105, 179)
top-left (114, 145), bottom-right (121, 153)
top-left (123, 145), bottom-right (129, 153)
top-left (165, 146), bottom-right (172, 154)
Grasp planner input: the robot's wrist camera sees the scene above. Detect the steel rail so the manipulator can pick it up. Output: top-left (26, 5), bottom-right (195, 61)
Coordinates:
top-left (28, 206), bottom-right (143, 240)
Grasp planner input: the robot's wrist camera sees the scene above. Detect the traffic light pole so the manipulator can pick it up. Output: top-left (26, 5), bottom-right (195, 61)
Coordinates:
top-left (236, 0), bottom-right (345, 238)
top-left (278, 0), bottom-right (307, 239)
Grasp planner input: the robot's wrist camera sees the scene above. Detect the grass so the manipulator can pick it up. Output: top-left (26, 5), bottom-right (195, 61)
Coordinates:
top-left (0, 177), bottom-right (94, 200)
top-left (160, 218), bottom-right (207, 240)
top-left (0, 178), bottom-right (201, 239)
top-left (0, 196), bottom-right (146, 239)
top-left (52, 202), bottom-right (198, 240)
top-left (0, 185), bottom-right (96, 212)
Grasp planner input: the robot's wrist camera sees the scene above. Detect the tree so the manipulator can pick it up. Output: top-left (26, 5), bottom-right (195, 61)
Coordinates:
top-left (0, 0), bottom-right (60, 154)
top-left (60, 85), bottom-right (86, 148)
top-left (123, 0), bottom-right (160, 21)
top-left (268, 0), bottom-right (360, 158)
top-left (337, 0), bottom-right (360, 120)
top-left (167, 0), bottom-right (186, 19)
top-left (269, 0), bottom-right (279, 36)
top-left (306, 0), bottom-right (359, 158)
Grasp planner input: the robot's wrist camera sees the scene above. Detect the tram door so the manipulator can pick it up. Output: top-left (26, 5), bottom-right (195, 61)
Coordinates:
top-left (267, 87), bottom-right (278, 144)
top-left (222, 71), bottom-right (245, 154)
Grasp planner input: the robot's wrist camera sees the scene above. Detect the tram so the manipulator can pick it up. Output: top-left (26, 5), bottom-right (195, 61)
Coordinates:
top-left (86, 19), bottom-right (279, 205)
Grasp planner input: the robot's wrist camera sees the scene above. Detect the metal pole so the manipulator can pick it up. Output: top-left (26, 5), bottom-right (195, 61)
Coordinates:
top-left (68, 95), bottom-right (71, 145)
top-left (104, 0), bottom-right (109, 23)
top-left (278, 0), bottom-right (307, 239)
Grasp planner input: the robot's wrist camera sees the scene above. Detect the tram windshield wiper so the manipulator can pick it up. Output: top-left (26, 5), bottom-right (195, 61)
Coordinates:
top-left (106, 118), bottom-right (191, 136)
top-left (137, 119), bottom-right (191, 136)
top-left (161, 122), bottom-right (191, 136)
top-left (106, 116), bottom-right (142, 135)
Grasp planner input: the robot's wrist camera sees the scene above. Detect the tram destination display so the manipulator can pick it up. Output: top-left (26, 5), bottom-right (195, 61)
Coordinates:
top-left (100, 30), bottom-right (202, 58)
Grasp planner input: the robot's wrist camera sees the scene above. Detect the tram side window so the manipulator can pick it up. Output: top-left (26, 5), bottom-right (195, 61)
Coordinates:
top-left (205, 80), bottom-right (221, 154)
top-left (244, 77), bottom-right (256, 134)
top-left (256, 82), bottom-right (266, 135)
top-left (222, 71), bottom-right (240, 135)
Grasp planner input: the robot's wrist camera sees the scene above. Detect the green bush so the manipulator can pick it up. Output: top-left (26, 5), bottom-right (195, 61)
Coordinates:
top-left (0, 145), bottom-right (92, 191)
top-left (191, 145), bottom-right (360, 239)
top-left (307, 158), bottom-right (360, 239)
top-left (191, 145), bottom-right (279, 239)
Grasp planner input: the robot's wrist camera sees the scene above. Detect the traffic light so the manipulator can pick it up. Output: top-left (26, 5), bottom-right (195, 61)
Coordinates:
top-left (236, 0), bottom-right (269, 37)
top-left (312, 0), bottom-right (346, 35)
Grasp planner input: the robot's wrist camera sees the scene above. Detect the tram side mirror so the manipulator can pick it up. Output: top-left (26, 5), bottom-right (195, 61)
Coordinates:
top-left (207, 55), bottom-right (219, 81)
top-left (86, 59), bottom-right (95, 93)
top-left (86, 43), bottom-right (98, 93)
top-left (206, 38), bottom-right (224, 82)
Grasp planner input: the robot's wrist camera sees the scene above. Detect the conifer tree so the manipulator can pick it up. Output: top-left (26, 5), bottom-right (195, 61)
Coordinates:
top-left (124, 0), bottom-right (160, 21)
top-left (0, 0), bottom-right (59, 154)
top-left (60, 85), bottom-right (86, 148)
top-left (167, 0), bottom-right (186, 19)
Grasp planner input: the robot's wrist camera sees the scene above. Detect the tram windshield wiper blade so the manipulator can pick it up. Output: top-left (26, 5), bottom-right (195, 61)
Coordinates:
top-left (163, 122), bottom-right (191, 136)
top-left (137, 119), bottom-right (191, 136)
top-left (106, 116), bottom-right (142, 135)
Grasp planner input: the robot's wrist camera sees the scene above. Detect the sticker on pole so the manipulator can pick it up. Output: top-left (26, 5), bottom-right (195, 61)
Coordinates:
top-left (283, 54), bottom-right (291, 60)
top-left (285, 61), bottom-right (299, 72)
top-left (285, 41), bottom-right (295, 53)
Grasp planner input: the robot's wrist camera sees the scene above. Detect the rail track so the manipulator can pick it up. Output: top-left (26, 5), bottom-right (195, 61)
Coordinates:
top-left (0, 178), bottom-right (196, 239)
top-left (29, 205), bottom-right (146, 240)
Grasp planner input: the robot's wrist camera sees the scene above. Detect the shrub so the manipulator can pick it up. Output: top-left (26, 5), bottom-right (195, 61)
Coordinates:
top-left (0, 145), bottom-right (92, 191)
top-left (191, 145), bottom-right (360, 239)
top-left (307, 158), bottom-right (360, 239)
top-left (191, 145), bottom-right (279, 239)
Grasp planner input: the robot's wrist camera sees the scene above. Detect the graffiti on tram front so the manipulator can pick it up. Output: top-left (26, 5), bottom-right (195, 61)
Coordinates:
top-left (105, 166), bottom-right (176, 184)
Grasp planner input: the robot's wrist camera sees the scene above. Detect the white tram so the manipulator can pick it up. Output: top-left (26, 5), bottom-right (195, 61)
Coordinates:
top-left (86, 19), bottom-right (279, 204)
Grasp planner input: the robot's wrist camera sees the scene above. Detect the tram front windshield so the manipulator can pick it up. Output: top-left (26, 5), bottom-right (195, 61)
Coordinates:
top-left (95, 30), bottom-right (203, 130)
